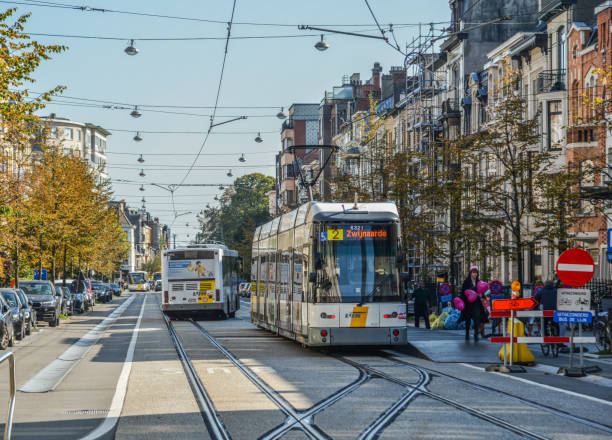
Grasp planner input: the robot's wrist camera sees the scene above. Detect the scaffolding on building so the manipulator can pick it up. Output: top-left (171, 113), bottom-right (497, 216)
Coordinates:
top-left (402, 24), bottom-right (449, 282)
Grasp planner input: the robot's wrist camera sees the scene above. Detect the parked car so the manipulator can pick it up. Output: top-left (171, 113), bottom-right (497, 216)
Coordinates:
top-left (19, 280), bottom-right (62, 327)
top-left (110, 283), bottom-right (121, 296)
top-left (60, 287), bottom-right (74, 316)
top-left (72, 291), bottom-right (84, 314)
top-left (55, 286), bottom-right (67, 316)
top-left (154, 280), bottom-right (162, 292)
top-left (91, 282), bottom-right (111, 303)
top-left (0, 289), bottom-right (25, 341)
top-left (14, 288), bottom-right (36, 335)
top-left (0, 295), bottom-right (14, 349)
top-left (71, 278), bottom-right (94, 311)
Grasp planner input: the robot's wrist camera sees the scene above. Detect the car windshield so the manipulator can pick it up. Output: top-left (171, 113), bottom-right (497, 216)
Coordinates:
top-left (92, 283), bottom-right (105, 289)
top-left (1, 291), bottom-right (19, 307)
top-left (20, 282), bottom-right (54, 296)
top-left (318, 223), bottom-right (401, 303)
top-left (16, 291), bottom-right (27, 305)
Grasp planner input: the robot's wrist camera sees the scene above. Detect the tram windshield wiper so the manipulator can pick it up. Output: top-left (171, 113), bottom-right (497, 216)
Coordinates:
top-left (357, 276), bottom-right (387, 306)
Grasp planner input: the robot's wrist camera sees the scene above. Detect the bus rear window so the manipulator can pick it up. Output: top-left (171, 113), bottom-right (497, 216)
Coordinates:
top-left (169, 250), bottom-right (215, 260)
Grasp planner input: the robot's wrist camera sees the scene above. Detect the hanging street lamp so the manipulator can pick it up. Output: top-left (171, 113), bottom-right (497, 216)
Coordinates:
top-left (125, 39), bottom-right (139, 56)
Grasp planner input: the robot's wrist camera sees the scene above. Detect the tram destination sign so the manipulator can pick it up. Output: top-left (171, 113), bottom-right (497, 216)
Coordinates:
top-left (320, 225), bottom-right (390, 241)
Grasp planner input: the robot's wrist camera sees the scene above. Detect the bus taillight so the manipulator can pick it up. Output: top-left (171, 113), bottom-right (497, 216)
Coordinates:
top-left (163, 291), bottom-right (168, 304)
top-left (215, 289), bottom-right (220, 302)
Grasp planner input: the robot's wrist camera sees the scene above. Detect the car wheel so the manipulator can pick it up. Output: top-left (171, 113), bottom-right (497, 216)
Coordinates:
top-left (49, 315), bottom-right (56, 327)
top-left (56, 314), bottom-right (61, 327)
top-left (16, 325), bottom-right (23, 341)
top-left (0, 329), bottom-right (8, 350)
top-left (26, 321), bottom-right (31, 336)
top-left (8, 329), bottom-right (14, 347)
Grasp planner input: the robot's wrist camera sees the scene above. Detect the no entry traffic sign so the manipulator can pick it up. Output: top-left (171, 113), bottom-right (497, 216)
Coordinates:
top-left (556, 248), bottom-right (595, 288)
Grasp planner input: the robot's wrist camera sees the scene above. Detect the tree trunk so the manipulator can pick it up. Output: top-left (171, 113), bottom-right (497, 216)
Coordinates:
top-left (39, 233), bottom-right (43, 278)
top-left (51, 246), bottom-right (56, 282)
top-left (62, 244), bottom-right (67, 286)
top-left (13, 246), bottom-right (19, 288)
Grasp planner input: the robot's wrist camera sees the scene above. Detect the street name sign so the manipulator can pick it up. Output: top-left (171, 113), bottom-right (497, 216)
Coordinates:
top-left (553, 311), bottom-right (593, 324)
top-left (491, 297), bottom-right (538, 311)
top-left (555, 248), bottom-right (595, 287)
top-left (440, 294), bottom-right (452, 303)
top-left (557, 288), bottom-right (591, 312)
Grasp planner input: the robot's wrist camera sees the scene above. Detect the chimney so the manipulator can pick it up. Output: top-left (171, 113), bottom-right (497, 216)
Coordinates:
top-left (371, 62), bottom-right (382, 89)
top-left (49, 113), bottom-right (56, 119)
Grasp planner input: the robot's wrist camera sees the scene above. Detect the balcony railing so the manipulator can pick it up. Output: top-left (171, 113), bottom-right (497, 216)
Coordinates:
top-left (537, 70), bottom-right (566, 93)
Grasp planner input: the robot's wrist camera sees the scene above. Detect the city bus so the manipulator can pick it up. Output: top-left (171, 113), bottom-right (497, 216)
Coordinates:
top-left (161, 245), bottom-right (241, 319)
top-left (251, 201), bottom-right (407, 347)
top-left (127, 271), bottom-right (149, 292)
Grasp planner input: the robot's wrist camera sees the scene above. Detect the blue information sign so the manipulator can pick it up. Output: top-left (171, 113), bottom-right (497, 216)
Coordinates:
top-left (553, 311), bottom-right (592, 324)
top-left (33, 269), bottom-right (47, 280)
top-left (490, 294), bottom-right (505, 301)
top-left (440, 294), bottom-right (452, 303)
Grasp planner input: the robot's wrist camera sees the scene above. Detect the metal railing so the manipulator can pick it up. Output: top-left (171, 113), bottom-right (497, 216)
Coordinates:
top-left (0, 351), bottom-right (15, 440)
top-left (537, 69), bottom-right (566, 93)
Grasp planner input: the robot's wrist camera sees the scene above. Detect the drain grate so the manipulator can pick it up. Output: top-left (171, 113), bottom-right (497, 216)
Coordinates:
top-left (65, 409), bottom-right (109, 416)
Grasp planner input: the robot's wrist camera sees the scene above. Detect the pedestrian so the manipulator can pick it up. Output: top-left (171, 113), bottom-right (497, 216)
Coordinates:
top-left (458, 266), bottom-right (486, 341)
top-left (413, 281), bottom-right (430, 329)
top-left (528, 280), bottom-right (543, 336)
top-left (535, 279), bottom-right (568, 350)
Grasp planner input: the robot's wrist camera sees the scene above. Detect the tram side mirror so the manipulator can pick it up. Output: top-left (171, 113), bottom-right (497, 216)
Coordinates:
top-left (309, 272), bottom-right (317, 283)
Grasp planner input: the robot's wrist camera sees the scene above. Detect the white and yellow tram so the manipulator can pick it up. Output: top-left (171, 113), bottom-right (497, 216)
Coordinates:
top-left (251, 201), bottom-right (407, 346)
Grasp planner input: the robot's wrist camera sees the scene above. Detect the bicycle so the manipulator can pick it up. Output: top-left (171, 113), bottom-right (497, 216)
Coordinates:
top-left (537, 318), bottom-right (559, 357)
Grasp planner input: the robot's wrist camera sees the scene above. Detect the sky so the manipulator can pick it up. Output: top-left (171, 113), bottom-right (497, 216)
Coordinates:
top-left (8, 0), bottom-right (449, 245)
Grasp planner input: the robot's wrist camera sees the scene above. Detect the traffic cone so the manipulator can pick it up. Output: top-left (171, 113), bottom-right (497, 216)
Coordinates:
top-left (498, 318), bottom-right (535, 364)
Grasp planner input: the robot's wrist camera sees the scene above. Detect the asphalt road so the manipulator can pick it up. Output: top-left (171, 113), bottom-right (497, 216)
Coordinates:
top-left (0, 293), bottom-right (611, 439)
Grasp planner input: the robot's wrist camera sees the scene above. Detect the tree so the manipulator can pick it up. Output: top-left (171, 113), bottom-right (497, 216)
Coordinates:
top-left (0, 8), bottom-right (65, 285)
top-left (198, 173), bottom-right (274, 277)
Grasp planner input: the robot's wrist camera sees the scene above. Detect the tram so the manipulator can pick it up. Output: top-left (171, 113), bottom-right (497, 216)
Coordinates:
top-left (251, 201), bottom-right (407, 346)
top-left (161, 244), bottom-right (241, 319)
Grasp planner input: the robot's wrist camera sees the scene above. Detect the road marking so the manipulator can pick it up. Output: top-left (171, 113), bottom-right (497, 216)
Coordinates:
top-left (78, 295), bottom-right (147, 440)
top-left (206, 367), bottom-right (231, 374)
top-left (460, 363), bottom-right (612, 407)
top-left (528, 364), bottom-right (612, 388)
top-left (19, 295), bottom-right (137, 393)
top-left (252, 366), bottom-right (277, 374)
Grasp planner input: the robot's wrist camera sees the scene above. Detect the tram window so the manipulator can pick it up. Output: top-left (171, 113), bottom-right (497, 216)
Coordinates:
top-left (293, 251), bottom-right (303, 301)
top-left (317, 223), bottom-right (400, 303)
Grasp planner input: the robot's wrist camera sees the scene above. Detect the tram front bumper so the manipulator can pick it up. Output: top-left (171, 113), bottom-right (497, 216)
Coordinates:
top-left (308, 326), bottom-right (407, 346)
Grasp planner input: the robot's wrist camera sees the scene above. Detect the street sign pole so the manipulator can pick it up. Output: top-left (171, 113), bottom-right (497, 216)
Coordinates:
top-left (509, 310), bottom-right (514, 367)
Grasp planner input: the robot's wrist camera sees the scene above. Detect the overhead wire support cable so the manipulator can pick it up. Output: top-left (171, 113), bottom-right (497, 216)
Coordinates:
top-left (178, 0), bottom-right (238, 188)
top-left (363, 0), bottom-right (404, 55)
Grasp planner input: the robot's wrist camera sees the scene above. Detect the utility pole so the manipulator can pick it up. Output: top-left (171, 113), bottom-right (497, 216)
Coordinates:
top-left (173, 234), bottom-right (176, 249)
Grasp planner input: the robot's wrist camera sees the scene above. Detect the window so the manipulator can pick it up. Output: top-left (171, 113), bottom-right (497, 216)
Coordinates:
top-left (63, 148), bottom-right (72, 156)
top-left (557, 27), bottom-right (566, 72)
top-left (77, 130), bottom-right (81, 141)
top-left (51, 126), bottom-right (58, 139)
top-left (547, 100), bottom-right (563, 149)
top-left (63, 127), bottom-right (73, 140)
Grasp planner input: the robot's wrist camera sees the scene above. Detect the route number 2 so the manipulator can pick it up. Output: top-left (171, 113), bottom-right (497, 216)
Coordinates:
top-left (327, 229), bottom-right (344, 241)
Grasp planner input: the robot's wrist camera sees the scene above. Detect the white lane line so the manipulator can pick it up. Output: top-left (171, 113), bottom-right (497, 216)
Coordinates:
top-left (19, 295), bottom-right (137, 393)
top-left (527, 364), bottom-right (612, 388)
top-left (460, 363), bottom-right (612, 407)
top-left (79, 295), bottom-right (147, 440)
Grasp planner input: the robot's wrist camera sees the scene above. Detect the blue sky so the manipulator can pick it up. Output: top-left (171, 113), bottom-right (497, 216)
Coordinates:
top-left (10, 0), bottom-right (449, 244)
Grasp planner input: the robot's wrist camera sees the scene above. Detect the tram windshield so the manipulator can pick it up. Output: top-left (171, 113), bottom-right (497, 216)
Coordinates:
top-left (318, 223), bottom-right (400, 303)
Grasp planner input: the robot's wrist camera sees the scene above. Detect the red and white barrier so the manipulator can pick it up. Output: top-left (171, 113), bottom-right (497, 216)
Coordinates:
top-left (491, 336), bottom-right (595, 344)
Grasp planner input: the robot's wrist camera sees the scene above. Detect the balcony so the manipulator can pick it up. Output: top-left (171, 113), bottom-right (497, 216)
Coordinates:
top-left (537, 70), bottom-right (566, 94)
top-left (539, 0), bottom-right (576, 21)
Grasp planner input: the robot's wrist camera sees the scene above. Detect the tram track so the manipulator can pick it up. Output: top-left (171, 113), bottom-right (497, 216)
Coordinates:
top-left (190, 319), bottom-right (372, 440)
top-left (162, 313), bottom-right (232, 440)
top-left (336, 355), bottom-right (554, 440)
top-left (381, 351), bottom-right (612, 435)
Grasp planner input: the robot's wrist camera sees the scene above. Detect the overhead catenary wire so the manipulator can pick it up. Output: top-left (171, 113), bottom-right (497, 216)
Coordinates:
top-left (0, 0), bottom-right (450, 27)
top-left (177, 0), bottom-right (238, 188)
